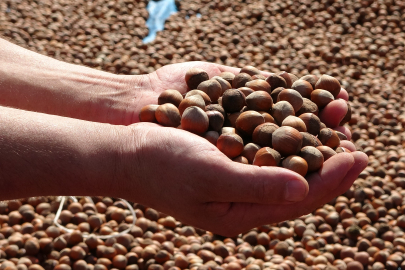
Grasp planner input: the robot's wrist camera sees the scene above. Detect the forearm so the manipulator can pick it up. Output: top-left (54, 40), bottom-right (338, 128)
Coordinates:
top-left (0, 106), bottom-right (131, 200)
top-left (0, 38), bottom-right (141, 124)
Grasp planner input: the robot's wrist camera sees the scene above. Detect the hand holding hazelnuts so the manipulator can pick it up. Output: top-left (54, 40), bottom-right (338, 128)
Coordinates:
top-left (139, 66), bottom-right (353, 177)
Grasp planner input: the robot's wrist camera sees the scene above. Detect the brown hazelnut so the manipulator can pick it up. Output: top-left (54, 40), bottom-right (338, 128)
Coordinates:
top-left (298, 113), bottom-right (322, 136)
top-left (155, 104), bottom-right (181, 127)
top-left (292, 80), bottom-right (314, 99)
top-left (185, 68), bottom-right (209, 90)
top-left (259, 111), bottom-right (275, 123)
top-left (282, 116), bottom-right (307, 132)
top-left (238, 87), bottom-right (254, 97)
top-left (300, 146), bottom-right (324, 173)
top-left (222, 89), bottom-right (246, 113)
top-left (233, 156), bottom-right (249, 164)
top-left (277, 89), bottom-right (304, 112)
top-left (311, 89), bottom-right (335, 108)
top-left (271, 87), bottom-right (285, 101)
top-left (282, 156), bottom-right (308, 177)
top-left (266, 74), bottom-right (287, 90)
top-left (241, 143), bottom-right (261, 164)
top-left (185, 90), bottom-right (211, 105)
top-left (204, 131), bottom-right (219, 145)
top-left (178, 96), bottom-right (206, 115)
top-left (246, 91), bottom-right (273, 111)
top-left (221, 127), bottom-right (236, 135)
top-left (315, 75), bottom-right (341, 98)
top-left (252, 74), bottom-right (267, 80)
top-left (278, 71), bottom-right (293, 88)
top-left (318, 128), bottom-right (340, 149)
top-left (335, 131), bottom-right (348, 140)
top-left (316, 146), bottom-right (337, 161)
top-left (197, 79), bottom-right (222, 103)
top-left (232, 73), bottom-right (253, 88)
top-left (296, 98), bottom-right (319, 116)
top-left (272, 101), bottom-right (295, 125)
top-left (227, 112), bottom-right (242, 128)
top-left (139, 105), bottom-right (159, 123)
top-left (253, 147), bottom-right (281, 167)
top-left (245, 80), bottom-right (271, 93)
top-left (336, 147), bottom-right (352, 153)
top-left (219, 72), bottom-right (235, 85)
top-left (235, 111), bottom-right (265, 136)
top-left (252, 123), bottom-right (279, 147)
top-left (158, 90), bottom-right (183, 107)
top-left (272, 126), bottom-right (303, 156)
top-left (217, 133), bottom-right (244, 158)
top-left (181, 106), bottom-right (209, 134)
top-left (240, 66), bottom-right (261, 76)
top-left (300, 75), bottom-right (319, 89)
top-left (288, 73), bottom-right (299, 85)
top-left (206, 111), bottom-right (224, 131)
top-left (301, 132), bottom-right (322, 147)
top-left (339, 102), bottom-right (352, 126)
top-left (212, 76), bottom-right (232, 94)
top-left (205, 104), bottom-right (226, 119)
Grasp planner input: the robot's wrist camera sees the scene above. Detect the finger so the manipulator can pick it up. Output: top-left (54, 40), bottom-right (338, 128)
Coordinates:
top-left (337, 88), bottom-right (349, 101)
top-left (205, 159), bottom-right (309, 204)
top-left (334, 126), bottom-right (352, 140)
top-left (339, 140), bottom-right (356, 152)
top-left (319, 99), bottom-right (348, 128)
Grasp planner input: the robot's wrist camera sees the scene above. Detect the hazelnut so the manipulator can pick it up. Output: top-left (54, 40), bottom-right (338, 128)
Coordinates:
top-left (212, 76), bottom-right (232, 94)
top-left (272, 101), bottom-right (295, 125)
top-left (282, 156), bottom-right (308, 177)
top-left (301, 132), bottom-right (322, 147)
top-left (253, 147), bottom-right (281, 167)
top-left (241, 143), bottom-right (261, 164)
top-left (258, 111), bottom-right (275, 123)
top-left (158, 90), bottom-right (183, 107)
top-left (252, 123), bottom-right (279, 147)
top-left (219, 72), bottom-right (235, 85)
top-left (282, 116), bottom-right (307, 132)
top-left (238, 87), bottom-right (254, 97)
top-left (155, 104), bottom-right (181, 127)
top-left (197, 79), bottom-right (222, 103)
top-left (296, 98), bottom-right (319, 116)
top-left (292, 80), bottom-right (314, 98)
top-left (185, 68), bottom-right (209, 90)
top-left (206, 111), bottom-right (224, 131)
top-left (227, 112), bottom-right (242, 128)
top-left (318, 128), bottom-right (340, 149)
top-left (221, 127), bottom-right (236, 135)
top-left (139, 105), bottom-right (159, 123)
top-left (272, 126), bottom-right (303, 156)
top-left (245, 80), bottom-right (271, 93)
top-left (181, 106), bottom-right (209, 134)
top-left (185, 90), bottom-right (211, 105)
top-left (335, 131), bottom-right (348, 140)
top-left (310, 89), bottom-right (335, 108)
top-left (288, 73), bottom-right (299, 85)
top-left (205, 104), bottom-right (226, 119)
top-left (222, 89), bottom-right (246, 113)
top-left (240, 66), bottom-right (261, 76)
top-left (178, 95), bottom-right (206, 115)
top-left (300, 75), bottom-right (319, 89)
top-left (299, 113), bottom-right (322, 136)
top-left (300, 146), bottom-right (324, 173)
top-left (315, 75), bottom-right (341, 98)
top-left (235, 111), bottom-right (265, 136)
top-left (217, 133), bottom-right (244, 158)
top-left (266, 74), bottom-right (287, 90)
top-left (232, 73), bottom-right (253, 88)
top-left (252, 74), bottom-right (267, 80)
top-left (271, 87), bottom-right (285, 101)
top-left (278, 71), bottom-right (293, 88)
top-left (316, 146), bottom-right (337, 161)
top-left (277, 89), bottom-right (304, 112)
top-left (246, 91), bottom-right (273, 111)
top-left (233, 156), bottom-right (249, 164)
top-left (336, 147), bottom-right (352, 153)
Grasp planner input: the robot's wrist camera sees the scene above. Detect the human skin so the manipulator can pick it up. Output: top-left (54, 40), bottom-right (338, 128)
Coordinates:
top-left (0, 37), bottom-right (368, 236)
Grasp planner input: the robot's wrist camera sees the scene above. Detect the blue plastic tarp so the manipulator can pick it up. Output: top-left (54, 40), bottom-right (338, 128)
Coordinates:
top-left (143, 0), bottom-right (178, 43)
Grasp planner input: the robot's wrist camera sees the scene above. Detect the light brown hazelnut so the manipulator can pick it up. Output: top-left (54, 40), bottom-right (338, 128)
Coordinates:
top-left (258, 111), bottom-right (275, 123)
top-left (238, 87), bottom-right (254, 97)
top-left (181, 106), bottom-right (209, 134)
top-left (278, 71), bottom-right (293, 88)
top-left (219, 72), bottom-right (235, 85)
top-left (246, 91), bottom-right (273, 111)
top-left (205, 104), bottom-right (226, 119)
top-left (301, 132), bottom-right (322, 147)
top-left (272, 126), bottom-right (303, 156)
top-left (252, 74), bottom-right (267, 80)
top-left (282, 116), bottom-right (307, 132)
top-left (212, 76), bottom-right (232, 94)
top-left (158, 90), bottom-right (183, 107)
top-left (155, 104), bottom-right (181, 127)
top-left (197, 79), bottom-right (222, 103)
top-left (272, 101), bottom-right (295, 125)
top-left (139, 105), bottom-right (159, 123)
top-left (296, 98), bottom-right (319, 116)
top-left (277, 89), bottom-right (304, 113)
top-left (235, 111), bottom-right (265, 136)
top-left (240, 66), bottom-right (261, 76)
top-left (315, 75), bottom-right (341, 98)
top-left (318, 128), bottom-right (340, 149)
top-left (217, 133), bottom-right (244, 158)
top-left (282, 156), bottom-right (308, 177)
top-left (311, 89), bottom-right (335, 108)
top-left (253, 147), bottom-right (281, 167)
top-left (185, 90), bottom-right (211, 105)
top-left (241, 143), bottom-right (261, 164)
top-left (292, 80), bottom-right (314, 99)
top-left (300, 75), bottom-right (319, 89)
top-left (185, 68), bottom-right (209, 90)
top-left (178, 96), bottom-right (206, 115)
top-left (316, 146), bottom-right (337, 161)
top-left (245, 79), bottom-right (271, 93)
top-left (271, 87), bottom-right (285, 101)
top-left (233, 156), bottom-right (249, 164)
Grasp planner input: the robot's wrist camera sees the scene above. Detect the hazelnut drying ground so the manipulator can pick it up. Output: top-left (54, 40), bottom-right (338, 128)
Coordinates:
top-left (3, 0), bottom-right (405, 270)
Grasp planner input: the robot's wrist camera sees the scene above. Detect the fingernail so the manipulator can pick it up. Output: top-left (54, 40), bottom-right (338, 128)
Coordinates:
top-left (285, 180), bottom-right (308, 202)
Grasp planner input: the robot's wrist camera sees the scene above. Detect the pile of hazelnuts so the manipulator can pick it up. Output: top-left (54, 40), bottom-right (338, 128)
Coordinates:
top-left (139, 66), bottom-right (352, 177)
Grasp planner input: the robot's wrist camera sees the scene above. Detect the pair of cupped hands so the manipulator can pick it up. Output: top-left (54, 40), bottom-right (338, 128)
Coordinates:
top-left (125, 62), bottom-right (368, 236)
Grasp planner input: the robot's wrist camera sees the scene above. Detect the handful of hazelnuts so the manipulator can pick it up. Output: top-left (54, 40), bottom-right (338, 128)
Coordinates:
top-left (139, 66), bottom-right (352, 177)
